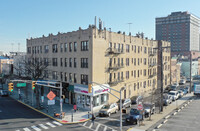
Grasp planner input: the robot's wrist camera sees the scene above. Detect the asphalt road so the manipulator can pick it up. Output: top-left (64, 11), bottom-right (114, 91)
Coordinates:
top-left (155, 96), bottom-right (200, 131)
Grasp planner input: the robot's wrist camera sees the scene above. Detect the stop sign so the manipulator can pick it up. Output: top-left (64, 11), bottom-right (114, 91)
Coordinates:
top-left (137, 104), bottom-right (143, 110)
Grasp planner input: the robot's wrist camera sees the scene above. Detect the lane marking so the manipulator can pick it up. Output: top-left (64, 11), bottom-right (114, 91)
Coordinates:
top-left (95, 124), bottom-right (100, 131)
top-left (163, 119), bottom-right (168, 124)
top-left (104, 126), bottom-right (107, 131)
top-left (31, 125), bottom-right (41, 131)
top-left (53, 121), bottom-right (63, 126)
top-left (157, 124), bottom-right (163, 129)
top-left (83, 121), bottom-right (88, 126)
top-left (178, 109), bottom-right (181, 112)
top-left (181, 106), bottom-right (184, 109)
top-left (16, 130), bottom-right (20, 131)
top-left (165, 115), bottom-right (170, 119)
top-left (89, 123), bottom-right (93, 128)
top-left (23, 128), bottom-right (31, 131)
top-left (39, 124), bottom-right (49, 129)
top-left (46, 122), bottom-right (56, 128)
top-left (173, 112), bottom-right (177, 115)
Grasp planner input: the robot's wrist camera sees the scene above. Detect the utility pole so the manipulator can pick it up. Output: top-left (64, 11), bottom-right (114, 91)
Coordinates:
top-left (190, 52), bottom-right (192, 93)
top-left (159, 42), bottom-right (164, 112)
top-left (127, 23), bottom-right (132, 33)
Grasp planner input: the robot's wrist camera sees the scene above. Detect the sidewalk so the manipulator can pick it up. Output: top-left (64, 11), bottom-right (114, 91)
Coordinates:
top-left (127, 93), bottom-right (194, 131)
top-left (5, 84), bottom-right (92, 124)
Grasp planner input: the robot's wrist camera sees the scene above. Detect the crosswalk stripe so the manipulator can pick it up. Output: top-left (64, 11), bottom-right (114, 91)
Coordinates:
top-left (103, 126), bottom-right (107, 131)
top-left (53, 121), bottom-right (63, 126)
top-left (95, 124), bottom-right (100, 131)
top-left (16, 130), bottom-right (20, 131)
top-left (83, 121), bottom-right (88, 126)
top-left (23, 128), bottom-right (31, 131)
top-left (39, 124), bottom-right (49, 129)
top-left (89, 123), bottom-right (93, 128)
top-left (31, 125), bottom-right (41, 131)
top-left (46, 122), bottom-right (56, 128)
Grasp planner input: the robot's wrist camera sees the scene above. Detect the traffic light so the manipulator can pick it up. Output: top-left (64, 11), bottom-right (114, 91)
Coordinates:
top-left (8, 83), bottom-right (14, 92)
top-left (32, 81), bottom-right (36, 90)
top-left (88, 84), bottom-right (92, 93)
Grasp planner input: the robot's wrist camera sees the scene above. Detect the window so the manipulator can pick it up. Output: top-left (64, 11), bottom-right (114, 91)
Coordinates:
top-left (64, 73), bottom-right (67, 81)
top-left (118, 58), bottom-right (120, 66)
top-left (74, 74), bottom-right (77, 83)
top-left (143, 81), bottom-right (146, 88)
top-left (121, 58), bottom-right (123, 66)
top-left (44, 45), bottom-right (49, 53)
top-left (81, 58), bottom-right (88, 68)
top-left (81, 74), bottom-right (88, 85)
top-left (144, 69), bottom-right (146, 76)
top-left (126, 58), bottom-right (129, 66)
top-left (121, 72), bottom-right (123, 80)
top-left (69, 73), bottom-right (72, 82)
top-left (60, 72), bottom-right (63, 81)
top-left (69, 42), bottom-right (72, 52)
top-left (118, 72), bottom-right (120, 80)
top-left (44, 70), bottom-right (48, 78)
top-left (60, 43), bottom-right (63, 52)
top-left (138, 46), bottom-right (140, 53)
top-left (60, 58), bottom-right (63, 67)
top-left (134, 70), bottom-right (136, 78)
top-left (40, 46), bottom-right (42, 53)
top-left (131, 71), bottom-right (133, 76)
top-left (134, 58), bottom-right (136, 66)
top-left (64, 43), bottom-right (68, 52)
top-left (138, 70), bottom-right (139, 77)
top-left (65, 58), bottom-right (67, 67)
top-left (144, 47), bottom-right (147, 54)
top-left (27, 47), bottom-right (31, 54)
top-left (138, 58), bottom-right (140, 65)
top-left (126, 71), bottom-right (129, 79)
top-left (44, 58), bottom-right (48, 66)
top-left (74, 42), bottom-right (77, 52)
top-left (109, 73), bottom-right (112, 82)
top-left (52, 44), bottom-right (58, 53)
top-left (126, 44), bottom-right (130, 52)
top-left (109, 42), bottom-right (112, 48)
top-left (81, 41), bottom-right (89, 51)
top-left (69, 58), bottom-right (72, 67)
top-left (52, 58), bottom-right (57, 66)
top-left (144, 58), bottom-right (147, 65)
top-left (52, 71), bottom-right (58, 80)
top-left (134, 45), bottom-right (136, 53)
top-left (132, 45), bottom-right (133, 51)
top-left (74, 58), bottom-right (76, 68)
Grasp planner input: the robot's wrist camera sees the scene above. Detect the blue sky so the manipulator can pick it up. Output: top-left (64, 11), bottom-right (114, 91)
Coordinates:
top-left (1, 0), bottom-right (200, 53)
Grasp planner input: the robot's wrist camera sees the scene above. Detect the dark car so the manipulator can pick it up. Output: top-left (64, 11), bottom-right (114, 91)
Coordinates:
top-left (0, 90), bottom-right (9, 97)
top-left (180, 88), bottom-right (187, 95)
top-left (125, 108), bottom-right (143, 124)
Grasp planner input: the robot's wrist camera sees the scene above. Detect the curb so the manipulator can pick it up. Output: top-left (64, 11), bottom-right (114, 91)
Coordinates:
top-left (13, 96), bottom-right (90, 124)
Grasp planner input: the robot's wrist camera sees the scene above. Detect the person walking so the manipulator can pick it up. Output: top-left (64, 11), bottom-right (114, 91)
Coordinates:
top-left (91, 114), bottom-right (95, 125)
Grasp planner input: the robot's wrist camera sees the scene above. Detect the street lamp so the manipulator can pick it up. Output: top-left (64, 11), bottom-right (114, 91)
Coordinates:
top-left (91, 82), bottom-right (126, 131)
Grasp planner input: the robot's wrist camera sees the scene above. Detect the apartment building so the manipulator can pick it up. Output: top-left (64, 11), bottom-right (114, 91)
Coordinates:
top-left (156, 11), bottom-right (200, 56)
top-left (27, 25), bottom-right (171, 111)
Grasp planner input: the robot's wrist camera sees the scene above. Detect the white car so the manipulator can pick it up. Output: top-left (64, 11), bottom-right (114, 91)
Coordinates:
top-left (99, 103), bottom-right (119, 117)
top-left (168, 91), bottom-right (179, 101)
top-left (179, 79), bottom-right (186, 85)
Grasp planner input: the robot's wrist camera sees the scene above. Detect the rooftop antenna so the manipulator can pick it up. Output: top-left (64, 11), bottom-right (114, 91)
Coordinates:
top-left (11, 43), bottom-right (14, 52)
top-left (94, 16), bottom-right (97, 27)
top-left (127, 23), bottom-right (132, 33)
top-left (18, 43), bottom-right (20, 52)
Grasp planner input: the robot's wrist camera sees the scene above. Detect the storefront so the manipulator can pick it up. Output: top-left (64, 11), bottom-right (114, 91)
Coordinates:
top-left (74, 84), bottom-right (110, 111)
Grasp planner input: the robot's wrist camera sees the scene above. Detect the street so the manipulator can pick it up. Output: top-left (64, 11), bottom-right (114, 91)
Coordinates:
top-left (155, 96), bottom-right (200, 131)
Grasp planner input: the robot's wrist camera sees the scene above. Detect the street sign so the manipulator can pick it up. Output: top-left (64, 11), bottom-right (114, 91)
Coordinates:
top-left (17, 83), bottom-right (26, 87)
top-left (137, 104), bottom-right (143, 110)
top-left (47, 91), bottom-right (56, 100)
top-left (48, 100), bottom-right (55, 105)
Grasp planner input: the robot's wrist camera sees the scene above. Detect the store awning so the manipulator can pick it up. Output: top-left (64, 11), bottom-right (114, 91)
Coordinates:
top-left (68, 85), bottom-right (74, 92)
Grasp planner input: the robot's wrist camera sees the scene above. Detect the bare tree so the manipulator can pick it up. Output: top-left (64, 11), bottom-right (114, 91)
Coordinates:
top-left (14, 55), bottom-right (50, 109)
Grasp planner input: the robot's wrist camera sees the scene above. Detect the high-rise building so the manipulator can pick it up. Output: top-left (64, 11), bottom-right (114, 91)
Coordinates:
top-left (27, 24), bottom-right (171, 111)
top-left (156, 11), bottom-right (200, 56)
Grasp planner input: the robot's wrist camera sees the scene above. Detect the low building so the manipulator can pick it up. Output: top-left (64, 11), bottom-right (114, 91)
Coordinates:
top-left (171, 57), bottom-right (181, 84)
top-left (0, 56), bottom-right (13, 75)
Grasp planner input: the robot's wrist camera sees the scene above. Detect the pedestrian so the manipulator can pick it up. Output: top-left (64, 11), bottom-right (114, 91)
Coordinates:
top-left (91, 114), bottom-right (95, 125)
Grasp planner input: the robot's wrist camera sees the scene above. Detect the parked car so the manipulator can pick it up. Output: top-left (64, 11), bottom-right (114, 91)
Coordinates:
top-left (172, 83), bottom-right (179, 87)
top-left (163, 94), bottom-right (172, 106)
top-left (180, 88), bottom-right (187, 95)
top-left (99, 103), bottom-right (119, 117)
top-left (125, 108), bottom-right (143, 124)
top-left (178, 90), bottom-right (184, 98)
top-left (179, 79), bottom-right (186, 85)
top-left (0, 90), bottom-right (9, 97)
top-left (185, 86), bottom-right (190, 93)
top-left (143, 103), bottom-right (155, 118)
top-left (186, 78), bottom-right (192, 82)
top-left (168, 91), bottom-right (179, 101)
top-left (117, 98), bottom-right (132, 110)
top-left (130, 96), bottom-right (143, 105)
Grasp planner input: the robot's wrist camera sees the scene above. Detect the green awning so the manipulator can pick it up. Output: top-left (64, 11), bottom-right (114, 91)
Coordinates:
top-left (68, 85), bottom-right (74, 92)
